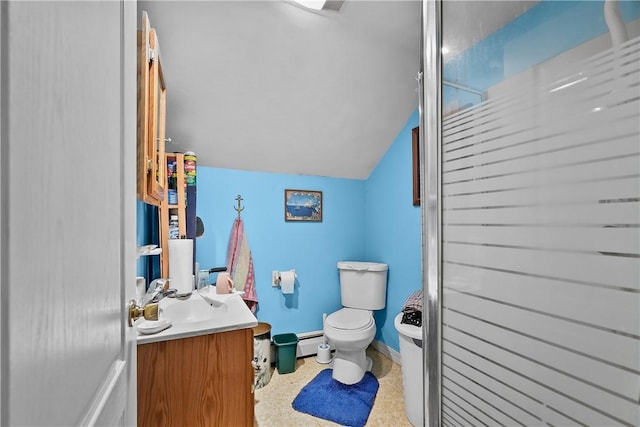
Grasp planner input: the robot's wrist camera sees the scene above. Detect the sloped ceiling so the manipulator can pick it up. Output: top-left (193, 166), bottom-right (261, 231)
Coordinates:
top-left (139, 1), bottom-right (537, 179)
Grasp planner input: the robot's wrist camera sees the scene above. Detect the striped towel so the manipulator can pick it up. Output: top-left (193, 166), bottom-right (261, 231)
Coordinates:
top-left (226, 217), bottom-right (258, 313)
top-left (401, 290), bottom-right (423, 327)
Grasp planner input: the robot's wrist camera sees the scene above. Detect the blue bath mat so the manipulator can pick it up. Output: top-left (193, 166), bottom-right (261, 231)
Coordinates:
top-left (292, 368), bottom-right (379, 427)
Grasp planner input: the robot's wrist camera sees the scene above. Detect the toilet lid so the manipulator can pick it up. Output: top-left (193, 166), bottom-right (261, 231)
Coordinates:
top-left (326, 308), bottom-right (373, 330)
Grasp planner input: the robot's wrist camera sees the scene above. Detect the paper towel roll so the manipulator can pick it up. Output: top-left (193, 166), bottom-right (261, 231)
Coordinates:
top-left (280, 270), bottom-right (295, 294)
top-left (168, 239), bottom-right (193, 294)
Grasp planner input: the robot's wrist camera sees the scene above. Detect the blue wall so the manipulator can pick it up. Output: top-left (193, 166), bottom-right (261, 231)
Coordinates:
top-left (194, 110), bottom-right (421, 352)
top-left (136, 199), bottom-right (147, 276)
top-left (136, 200), bottom-right (160, 282)
top-left (195, 168), bottom-right (366, 337)
top-left (365, 109), bottom-right (421, 352)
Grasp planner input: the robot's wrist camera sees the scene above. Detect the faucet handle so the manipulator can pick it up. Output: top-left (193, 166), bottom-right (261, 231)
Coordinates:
top-left (150, 277), bottom-right (171, 290)
top-left (141, 278), bottom-right (170, 305)
top-left (160, 279), bottom-right (171, 291)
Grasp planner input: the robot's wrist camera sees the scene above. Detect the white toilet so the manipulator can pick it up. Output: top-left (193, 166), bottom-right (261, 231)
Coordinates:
top-left (324, 261), bottom-right (388, 385)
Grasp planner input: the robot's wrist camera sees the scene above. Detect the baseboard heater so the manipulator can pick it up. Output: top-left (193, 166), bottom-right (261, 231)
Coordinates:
top-left (296, 330), bottom-right (325, 358)
top-left (269, 330), bottom-right (326, 363)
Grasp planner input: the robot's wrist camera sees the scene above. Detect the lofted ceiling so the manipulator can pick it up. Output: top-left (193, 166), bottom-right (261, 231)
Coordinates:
top-left (139, 1), bottom-right (537, 179)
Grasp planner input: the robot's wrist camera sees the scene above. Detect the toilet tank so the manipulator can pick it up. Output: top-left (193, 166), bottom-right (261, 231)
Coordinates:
top-left (337, 261), bottom-right (388, 310)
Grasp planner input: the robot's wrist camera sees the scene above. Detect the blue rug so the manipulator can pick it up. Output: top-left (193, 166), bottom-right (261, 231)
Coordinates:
top-left (292, 368), bottom-right (379, 427)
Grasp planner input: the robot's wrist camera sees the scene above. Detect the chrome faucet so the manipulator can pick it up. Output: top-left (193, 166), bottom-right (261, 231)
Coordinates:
top-left (141, 278), bottom-right (177, 305)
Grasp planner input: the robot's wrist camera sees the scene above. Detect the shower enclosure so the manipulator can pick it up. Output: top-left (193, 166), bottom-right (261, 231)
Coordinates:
top-left (421, 1), bottom-right (640, 425)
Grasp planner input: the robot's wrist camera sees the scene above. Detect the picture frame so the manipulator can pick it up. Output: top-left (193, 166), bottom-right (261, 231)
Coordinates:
top-left (412, 126), bottom-right (421, 206)
top-left (285, 189), bottom-right (322, 222)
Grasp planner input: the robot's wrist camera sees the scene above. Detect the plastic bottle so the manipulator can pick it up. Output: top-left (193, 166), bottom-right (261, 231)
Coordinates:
top-left (169, 215), bottom-right (179, 239)
top-left (184, 151), bottom-right (197, 187)
top-left (167, 162), bottom-right (178, 205)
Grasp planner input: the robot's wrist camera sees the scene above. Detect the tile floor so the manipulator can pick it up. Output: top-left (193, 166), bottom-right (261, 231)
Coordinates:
top-left (254, 347), bottom-right (412, 426)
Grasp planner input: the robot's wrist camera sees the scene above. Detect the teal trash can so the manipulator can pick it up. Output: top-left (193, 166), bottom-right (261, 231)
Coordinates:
top-left (273, 333), bottom-right (299, 374)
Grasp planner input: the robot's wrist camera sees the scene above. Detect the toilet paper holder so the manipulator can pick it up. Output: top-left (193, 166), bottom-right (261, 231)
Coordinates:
top-left (272, 269), bottom-right (296, 287)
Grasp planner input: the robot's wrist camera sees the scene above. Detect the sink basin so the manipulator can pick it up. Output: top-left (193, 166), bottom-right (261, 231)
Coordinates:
top-left (137, 288), bottom-right (257, 345)
top-left (160, 292), bottom-right (227, 324)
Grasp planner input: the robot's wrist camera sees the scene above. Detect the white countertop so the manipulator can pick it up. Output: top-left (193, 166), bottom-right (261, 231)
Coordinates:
top-left (136, 288), bottom-right (258, 345)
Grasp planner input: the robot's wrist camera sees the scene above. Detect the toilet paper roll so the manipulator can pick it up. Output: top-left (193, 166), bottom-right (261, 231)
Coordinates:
top-left (280, 270), bottom-right (295, 294)
top-left (168, 239), bottom-right (194, 294)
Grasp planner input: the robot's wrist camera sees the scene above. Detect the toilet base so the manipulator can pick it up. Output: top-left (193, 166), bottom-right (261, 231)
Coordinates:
top-left (331, 349), bottom-right (372, 385)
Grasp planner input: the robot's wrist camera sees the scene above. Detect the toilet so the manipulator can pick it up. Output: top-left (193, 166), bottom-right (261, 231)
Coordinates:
top-left (324, 261), bottom-right (388, 385)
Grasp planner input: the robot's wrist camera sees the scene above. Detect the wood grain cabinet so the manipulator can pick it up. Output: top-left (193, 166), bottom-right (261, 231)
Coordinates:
top-left (137, 328), bottom-right (255, 427)
top-left (137, 11), bottom-right (167, 206)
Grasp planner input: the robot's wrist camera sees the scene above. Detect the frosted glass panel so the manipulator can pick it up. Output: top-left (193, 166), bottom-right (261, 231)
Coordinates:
top-left (440, 1), bottom-right (640, 426)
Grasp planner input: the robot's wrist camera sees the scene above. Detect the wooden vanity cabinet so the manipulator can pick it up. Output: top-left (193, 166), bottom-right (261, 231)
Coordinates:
top-left (137, 328), bottom-right (255, 427)
top-left (137, 11), bottom-right (166, 206)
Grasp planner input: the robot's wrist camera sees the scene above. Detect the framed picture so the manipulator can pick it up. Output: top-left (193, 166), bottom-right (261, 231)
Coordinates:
top-left (412, 126), bottom-right (421, 206)
top-left (285, 189), bottom-right (322, 222)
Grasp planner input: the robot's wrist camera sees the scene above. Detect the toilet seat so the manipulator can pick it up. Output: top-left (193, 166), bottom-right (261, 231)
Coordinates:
top-left (326, 308), bottom-right (373, 331)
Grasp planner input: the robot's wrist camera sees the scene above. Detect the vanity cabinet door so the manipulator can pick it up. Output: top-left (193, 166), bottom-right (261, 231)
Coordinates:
top-left (137, 11), bottom-right (166, 206)
top-left (137, 328), bottom-right (255, 427)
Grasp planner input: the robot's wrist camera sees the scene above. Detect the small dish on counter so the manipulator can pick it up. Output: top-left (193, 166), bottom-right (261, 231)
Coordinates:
top-left (137, 318), bottom-right (172, 335)
top-left (198, 286), bottom-right (244, 299)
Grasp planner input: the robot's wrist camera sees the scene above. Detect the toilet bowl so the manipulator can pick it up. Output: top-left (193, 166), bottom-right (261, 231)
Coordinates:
top-left (325, 261), bottom-right (388, 385)
top-left (325, 308), bottom-right (376, 384)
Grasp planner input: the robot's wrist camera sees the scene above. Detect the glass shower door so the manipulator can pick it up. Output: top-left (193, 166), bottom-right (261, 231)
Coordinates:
top-left (429, 1), bottom-right (640, 425)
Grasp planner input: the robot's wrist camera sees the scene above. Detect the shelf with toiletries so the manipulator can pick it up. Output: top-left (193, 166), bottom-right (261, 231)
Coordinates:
top-left (159, 152), bottom-right (187, 277)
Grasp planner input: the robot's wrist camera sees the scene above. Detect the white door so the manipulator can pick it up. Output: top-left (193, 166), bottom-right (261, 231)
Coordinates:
top-left (1, 1), bottom-right (137, 425)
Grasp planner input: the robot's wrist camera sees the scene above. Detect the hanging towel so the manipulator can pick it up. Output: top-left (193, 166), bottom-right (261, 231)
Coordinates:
top-left (226, 217), bottom-right (258, 312)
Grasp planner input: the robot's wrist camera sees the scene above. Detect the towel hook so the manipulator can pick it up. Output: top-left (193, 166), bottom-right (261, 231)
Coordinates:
top-left (234, 195), bottom-right (244, 218)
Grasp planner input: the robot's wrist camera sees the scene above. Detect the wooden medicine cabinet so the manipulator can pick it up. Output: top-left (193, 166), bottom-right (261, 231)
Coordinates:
top-left (137, 11), bottom-right (166, 206)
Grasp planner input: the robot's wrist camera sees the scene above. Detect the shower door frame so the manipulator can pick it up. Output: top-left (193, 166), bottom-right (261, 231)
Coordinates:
top-left (420, 1), bottom-right (640, 426)
top-left (420, 1), bottom-right (442, 427)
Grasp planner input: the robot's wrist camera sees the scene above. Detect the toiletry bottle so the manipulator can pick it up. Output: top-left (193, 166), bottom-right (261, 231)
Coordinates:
top-left (169, 215), bottom-right (179, 239)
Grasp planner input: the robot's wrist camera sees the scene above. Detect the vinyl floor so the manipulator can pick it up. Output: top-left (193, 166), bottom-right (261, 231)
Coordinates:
top-left (254, 347), bottom-right (412, 426)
